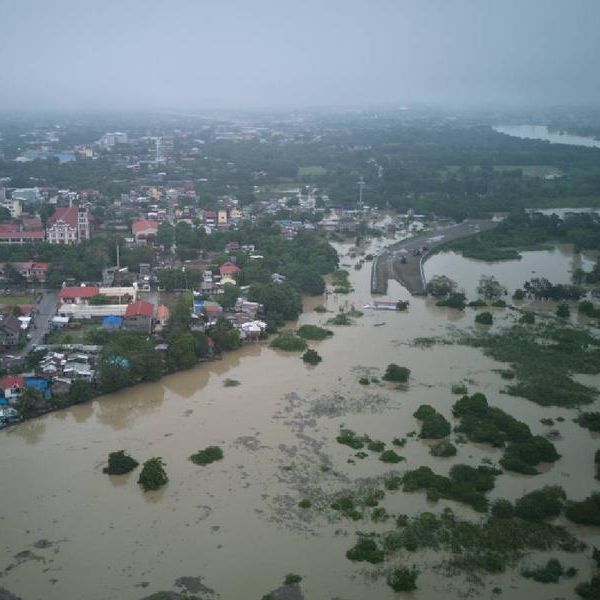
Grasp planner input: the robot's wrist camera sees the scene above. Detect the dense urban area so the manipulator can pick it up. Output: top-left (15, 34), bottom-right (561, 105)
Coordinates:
top-left (1, 106), bottom-right (600, 600)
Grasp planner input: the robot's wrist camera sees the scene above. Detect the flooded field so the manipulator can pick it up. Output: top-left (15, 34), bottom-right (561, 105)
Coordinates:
top-left (425, 244), bottom-right (597, 298)
top-left (1, 241), bottom-right (599, 599)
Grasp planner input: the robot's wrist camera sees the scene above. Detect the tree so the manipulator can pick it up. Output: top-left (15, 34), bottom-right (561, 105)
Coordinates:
top-left (138, 457), bottom-right (168, 491)
top-left (387, 567), bottom-right (418, 592)
top-left (156, 222), bottom-right (175, 249)
top-left (167, 332), bottom-right (198, 371)
top-left (103, 450), bottom-right (139, 475)
top-left (220, 282), bottom-right (240, 310)
top-left (209, 318), bottom-right (241, 351)
top-left (556, 303), bottom-right (570, 318)
top-left (68, 380), bottom-right (94, 404)
top-left (382, 364), bottom-right (411, 383)
top-left (16, 387), bottom-right (44, 418)
top-left (426, 275), bottom-right (457, 297)
top-left (168, 296), bottom-right (192, 332)
top-left (3, 263), bottom-right (25, 285)
top-left (477, 275), bottom-right (505, 301)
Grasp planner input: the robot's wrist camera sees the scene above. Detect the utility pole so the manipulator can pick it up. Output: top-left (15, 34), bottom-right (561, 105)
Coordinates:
top-left (357, 178), bottom-right (365, 211)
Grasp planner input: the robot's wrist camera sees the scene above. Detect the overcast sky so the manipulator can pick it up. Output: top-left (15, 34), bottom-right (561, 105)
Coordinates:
top-left (1, 0), bottom-right (599, 110)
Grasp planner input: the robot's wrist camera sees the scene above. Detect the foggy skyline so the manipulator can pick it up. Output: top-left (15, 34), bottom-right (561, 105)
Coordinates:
top-left (1, 0), bottom-right (600, 111)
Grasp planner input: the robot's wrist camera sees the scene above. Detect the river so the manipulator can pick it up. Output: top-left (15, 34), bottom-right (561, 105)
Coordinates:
top-left (0, 241), bottom-right (599, 599)
top-left (493, 124), bottom-right (600, 149)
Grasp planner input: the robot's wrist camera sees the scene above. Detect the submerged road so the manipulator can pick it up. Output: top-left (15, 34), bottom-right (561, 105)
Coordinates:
top-left (371, 219), bottom-right (499, 295)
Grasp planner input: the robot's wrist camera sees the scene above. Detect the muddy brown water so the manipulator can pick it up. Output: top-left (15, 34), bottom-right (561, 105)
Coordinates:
top-left (1, 242), bottom-right (599, 599)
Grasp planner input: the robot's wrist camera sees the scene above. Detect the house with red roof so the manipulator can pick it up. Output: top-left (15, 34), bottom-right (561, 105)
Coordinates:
top-left (59, 286), bottom-right (100, 304)
top-left (0, 223), bottom-right (45, 245)
top-left (123, 300), bottom-right (154, 333)
top-left (219, 262), bottom-right (240, 277)
top-left (46, 205), bottom-right (90, 244)
top-left (0, 375), bottom-right (24, 403)
top-left (132, 219), bottom-right (159, 242)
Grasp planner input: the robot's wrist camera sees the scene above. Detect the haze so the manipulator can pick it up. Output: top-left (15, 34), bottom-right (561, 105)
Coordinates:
top-left (1, 0), bottom-right (600, 110)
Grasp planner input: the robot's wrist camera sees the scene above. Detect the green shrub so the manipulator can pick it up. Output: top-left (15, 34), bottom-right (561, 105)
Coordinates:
top-left (270, 332), bottom-right (308, 351)
top-left (396, 300), bottom-right (410, 311)
top-left (380, 450), bottom-right (404, 463)
top-left (421, 413), bottom-right (451, 439)
top-left (302, 349), bottom-right (322, 365)
top-left (326, 313), bottom-right (352, 326)
top-left (336, 429), bottom-right (366, 449)
top-left (367, 439), bottom-right (385, 452)
top-left (382, 363), bottom-right (410, 383)
top-left (430, 440), bottom-right (457, 457)
top-left (346, 538), bottom-right (384, 564)
top-left (519, 311), bottom-right (535, 324)
top-left (565, 493), bottom-right (600, 526)
top-left (468, 299), bottom-right (487, 308)
top-left (297, 324), bottom-right (333, 340)
top-left (576, 412), bottom-right (600, 432)
top-left (451, 383), bottom-right (468, 395)
top-left (298, 499), bottom-right (312, 509)
top-left (283, 574), bottom-right (302, 585)
top-left (138, 457), bottom-right (168, 491)
top-left (358, 376), bottom-right (370, 385)
top-left (413, 404), bottom-right (436, 420)
top-left (576, 576), bottom-right (600, 599)
top-left (402, 464), bottom-right (500, 512)
top-left (103, 450), bottom-right (139, 475)
top-left (387, 567), bottom-right (418, 592)
top-left (475, 311), bottom-right (493, 325)
top-left (521, 558), bottom-right (572, 583)
top-left (514, 486), bottom-right (566, 522)
top-left (491, 499), bottom-right (514, 519)
top-left (190, 446), bottom-right (224, 466)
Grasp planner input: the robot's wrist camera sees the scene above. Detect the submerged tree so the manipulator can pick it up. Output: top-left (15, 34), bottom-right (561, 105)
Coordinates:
top-left (138, 457), bottom-right (168, 491)
top-left (103, 450), bottom-right (139, 475)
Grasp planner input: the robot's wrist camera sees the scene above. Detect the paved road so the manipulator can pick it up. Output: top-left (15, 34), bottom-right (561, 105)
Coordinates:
top-left (21, 290), bottom-right (59, 355)
top-left (371, 219), bottom-right (499, 295)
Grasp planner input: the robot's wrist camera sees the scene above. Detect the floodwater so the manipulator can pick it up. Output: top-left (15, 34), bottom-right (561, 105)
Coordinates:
top-left (424, 244), bottom-right (597, 299)
top-left (494, 124), bottom-right (600, 149)
top-left (1, 242), bottom-right (600, 600)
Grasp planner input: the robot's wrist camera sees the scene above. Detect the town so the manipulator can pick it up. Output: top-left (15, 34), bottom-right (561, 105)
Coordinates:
top-left (0, 117), bottom-right (403, 425)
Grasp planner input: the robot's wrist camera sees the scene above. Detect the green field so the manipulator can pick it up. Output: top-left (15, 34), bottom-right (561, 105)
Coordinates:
top-left (298, 165), bottom-right (328, 178)
top-left (0, 295), bottom-right (34, 305)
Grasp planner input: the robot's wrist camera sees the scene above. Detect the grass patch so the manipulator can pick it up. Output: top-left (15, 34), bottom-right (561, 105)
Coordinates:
top-left (326, 313), bottom-right (352, 326)
top-left (298, 165), bottom-right (327, 177)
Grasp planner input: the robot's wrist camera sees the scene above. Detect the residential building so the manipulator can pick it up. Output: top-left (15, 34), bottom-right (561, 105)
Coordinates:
top-left (0, 262), bottom-right (50, 282)
top-left (0, 316), bottom-right (22, 347)
top-left (219, 261), bottom-right (240, 278)
top-left (132, 219), bottom-right (159, 242)
top-left (123, 300), bottom-right (154, 333)
top-left (0, 223), bottom-right (45, 245)
top-left (58, 286), bottom-right (100, 304)
top-left (0, 198), bottom-right (22, 218)
top-left (0, 375), bottom-right (24, 403)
